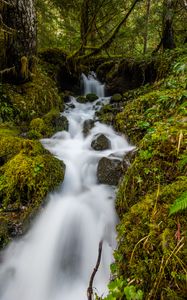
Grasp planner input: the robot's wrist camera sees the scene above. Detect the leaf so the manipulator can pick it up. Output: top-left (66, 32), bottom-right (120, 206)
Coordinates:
top-left (169, 191), bottom-right (187, 215)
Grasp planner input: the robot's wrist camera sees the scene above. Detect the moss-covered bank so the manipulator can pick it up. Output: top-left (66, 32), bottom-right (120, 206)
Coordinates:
top-left (102, 48), bottom-right (187, 299)
top-left (0, 65), bottom-right (66, 249)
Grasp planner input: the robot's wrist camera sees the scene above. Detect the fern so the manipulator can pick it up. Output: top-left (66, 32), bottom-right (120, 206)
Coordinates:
top-left (169, 191), bottom-right (187, 215)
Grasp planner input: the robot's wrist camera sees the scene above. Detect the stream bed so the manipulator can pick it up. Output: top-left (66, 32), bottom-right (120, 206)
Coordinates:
top-left (0, 74), bottom-right (133, 300)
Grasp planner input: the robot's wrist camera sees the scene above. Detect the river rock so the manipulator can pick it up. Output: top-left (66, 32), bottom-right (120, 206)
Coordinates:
top-left (97, 157), bottom-right (123, 185)
top-left (86, 93), bottom-right (98, 102)
top-left (82, 119), bottom-right (95, 137)
top-left (91, 134), bottom-right (111, 151)
top-left (52, 115), bottom-right (69, 132)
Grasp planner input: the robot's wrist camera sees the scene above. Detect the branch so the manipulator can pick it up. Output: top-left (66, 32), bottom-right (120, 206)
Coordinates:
top-left (0, 66), bottom-right (15, 75)
top-left (74, 0), bottom-right (141, 61)
top-left (87, 240), bottom-right (103, 300)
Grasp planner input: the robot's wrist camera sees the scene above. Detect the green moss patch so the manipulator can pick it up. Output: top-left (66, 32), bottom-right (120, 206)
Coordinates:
top-left (111, 49), bottom-right (187, 300)
top-left (0, 128), bottom-right (65, 248)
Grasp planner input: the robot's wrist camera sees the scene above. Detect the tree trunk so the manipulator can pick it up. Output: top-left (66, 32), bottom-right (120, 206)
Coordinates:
top-left (162, 0), bottom-right (176, 50)
top-left (143, 0), bottom-right (151, 54)
top-left (4, 0), bottom-right (37, 82)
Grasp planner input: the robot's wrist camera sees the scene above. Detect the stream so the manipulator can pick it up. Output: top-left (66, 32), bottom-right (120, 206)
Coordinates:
top-left (0, 73), bottom-right (133, 300)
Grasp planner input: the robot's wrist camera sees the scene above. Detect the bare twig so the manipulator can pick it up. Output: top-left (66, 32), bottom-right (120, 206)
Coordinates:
top-left (87, 240), bottom-right (103, 300)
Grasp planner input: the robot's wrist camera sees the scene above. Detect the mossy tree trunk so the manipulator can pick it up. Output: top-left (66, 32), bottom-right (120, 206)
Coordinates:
top-left (4, 0), bottom-right (37, 82)
top-left (162, 0), bottom-right (176, 50)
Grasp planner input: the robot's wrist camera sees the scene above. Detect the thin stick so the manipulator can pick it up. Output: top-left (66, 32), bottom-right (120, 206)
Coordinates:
top-left (87, 240), bottom-right (103, 300)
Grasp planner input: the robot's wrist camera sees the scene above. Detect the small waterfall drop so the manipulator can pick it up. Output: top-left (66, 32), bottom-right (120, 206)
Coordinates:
top-left (0, 74), bottom-right (134, 300)
top-left (81, 72), bottom-right (105, 98)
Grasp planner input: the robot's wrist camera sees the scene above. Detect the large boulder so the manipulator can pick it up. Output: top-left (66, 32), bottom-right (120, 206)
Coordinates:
top-left (91, 134), bottom-right (111, 151)
top-left (97, 157), bottom-right (123, 185)
top-left (83, 119), bottom-right (95, 137)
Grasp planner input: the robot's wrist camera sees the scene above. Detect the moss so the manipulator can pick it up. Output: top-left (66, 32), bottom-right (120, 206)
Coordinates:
top-left (116, 120), bottom-right (187, 215)
top-left (111, 93), bottom-right (122, 102)
top-left (29, 117), bottom-right (52, 138)
top-left (112, 49), bottom-right (187, 300)
top-left (2, 64), bottom-right (64, 125)
top-left (77, 95), bottom-right (87, 103)
top-left (0, 140), bottom-right (65, 209)
top-left (115, 178), bottom-right (187, 299)
top-left (0, 130), bottom-right (65, 248)
top-left (86, 93), bottom-right (98, 102)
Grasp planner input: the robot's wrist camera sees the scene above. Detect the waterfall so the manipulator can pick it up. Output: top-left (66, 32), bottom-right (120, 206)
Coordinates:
top-left (0, 75), bottom-right (134, 300)
top-left (81, 72), bottom-right (105, 98)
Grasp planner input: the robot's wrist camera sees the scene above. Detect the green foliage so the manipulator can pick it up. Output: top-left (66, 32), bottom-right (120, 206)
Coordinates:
top-left (0, 139), bottom-right (65, 209)
top-left (0, 120), bottom-right (65, 248)
top-left (124, 286), bottom-right (143, 300)
top-left (169, 191), bottom-right (187, 215)
top-left (0, 86), bottom-right (19, 123)
top-left (102, 277), bottom-right (143, 300)
top-left (2, 65), bottom-right (63, 124)
top-left (111, 49), bottom-right (187, 299)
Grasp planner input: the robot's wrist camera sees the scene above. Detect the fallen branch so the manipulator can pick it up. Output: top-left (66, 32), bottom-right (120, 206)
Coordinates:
top-left (0, 66), bottom-right (15, 75)
top-left (87, 240), bottom-right (103, 300)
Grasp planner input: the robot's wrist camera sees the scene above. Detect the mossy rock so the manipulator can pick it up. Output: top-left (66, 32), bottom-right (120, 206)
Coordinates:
top-left (0, 132), bottom-right (65, 248)
top-left (43, 108), bottom-right (68, 133)
top-left (110, 93), bottom-right (122, 103)
top-left (29, 117), bottom-right (51, 138)
top-left (0, 135), bottom-right (23, 166)
top-left (86, 93), bottom-right (98, 102)
top-left (77, 96), bottom-right (87, 103)
top-left (0, 141), bottom-right (65, 209)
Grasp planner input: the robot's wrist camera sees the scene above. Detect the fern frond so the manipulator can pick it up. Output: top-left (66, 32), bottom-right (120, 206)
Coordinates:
top-left (169, 191), bottom-right (187, 215)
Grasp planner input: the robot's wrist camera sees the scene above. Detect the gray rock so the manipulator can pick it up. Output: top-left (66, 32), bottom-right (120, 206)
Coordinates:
top-left (97, 157), bottom-right (123, 185)
top-left (91, 134), bottom-right (111, 151)
top-left (83, 119), bottom-right (94, 137)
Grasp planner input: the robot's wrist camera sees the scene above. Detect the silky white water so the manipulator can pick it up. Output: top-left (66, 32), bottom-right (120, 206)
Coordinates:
top-left (0, 73), bottom-right (133, 300)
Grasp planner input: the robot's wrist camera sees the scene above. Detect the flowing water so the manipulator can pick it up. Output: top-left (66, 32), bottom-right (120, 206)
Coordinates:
top-left (0, 73), bottom-right (133, 300)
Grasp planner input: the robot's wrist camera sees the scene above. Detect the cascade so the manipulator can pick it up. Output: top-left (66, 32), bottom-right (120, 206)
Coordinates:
top-left (0, 74), bottom-right (133, 300)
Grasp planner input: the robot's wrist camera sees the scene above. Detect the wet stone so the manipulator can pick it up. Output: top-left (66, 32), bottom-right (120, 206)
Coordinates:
top-left (97, 157), bottom-right (123, 185)
top-left (91, 134), bottom-right (111, 151)
top-left (82, 119), bottom-right (95, 137)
